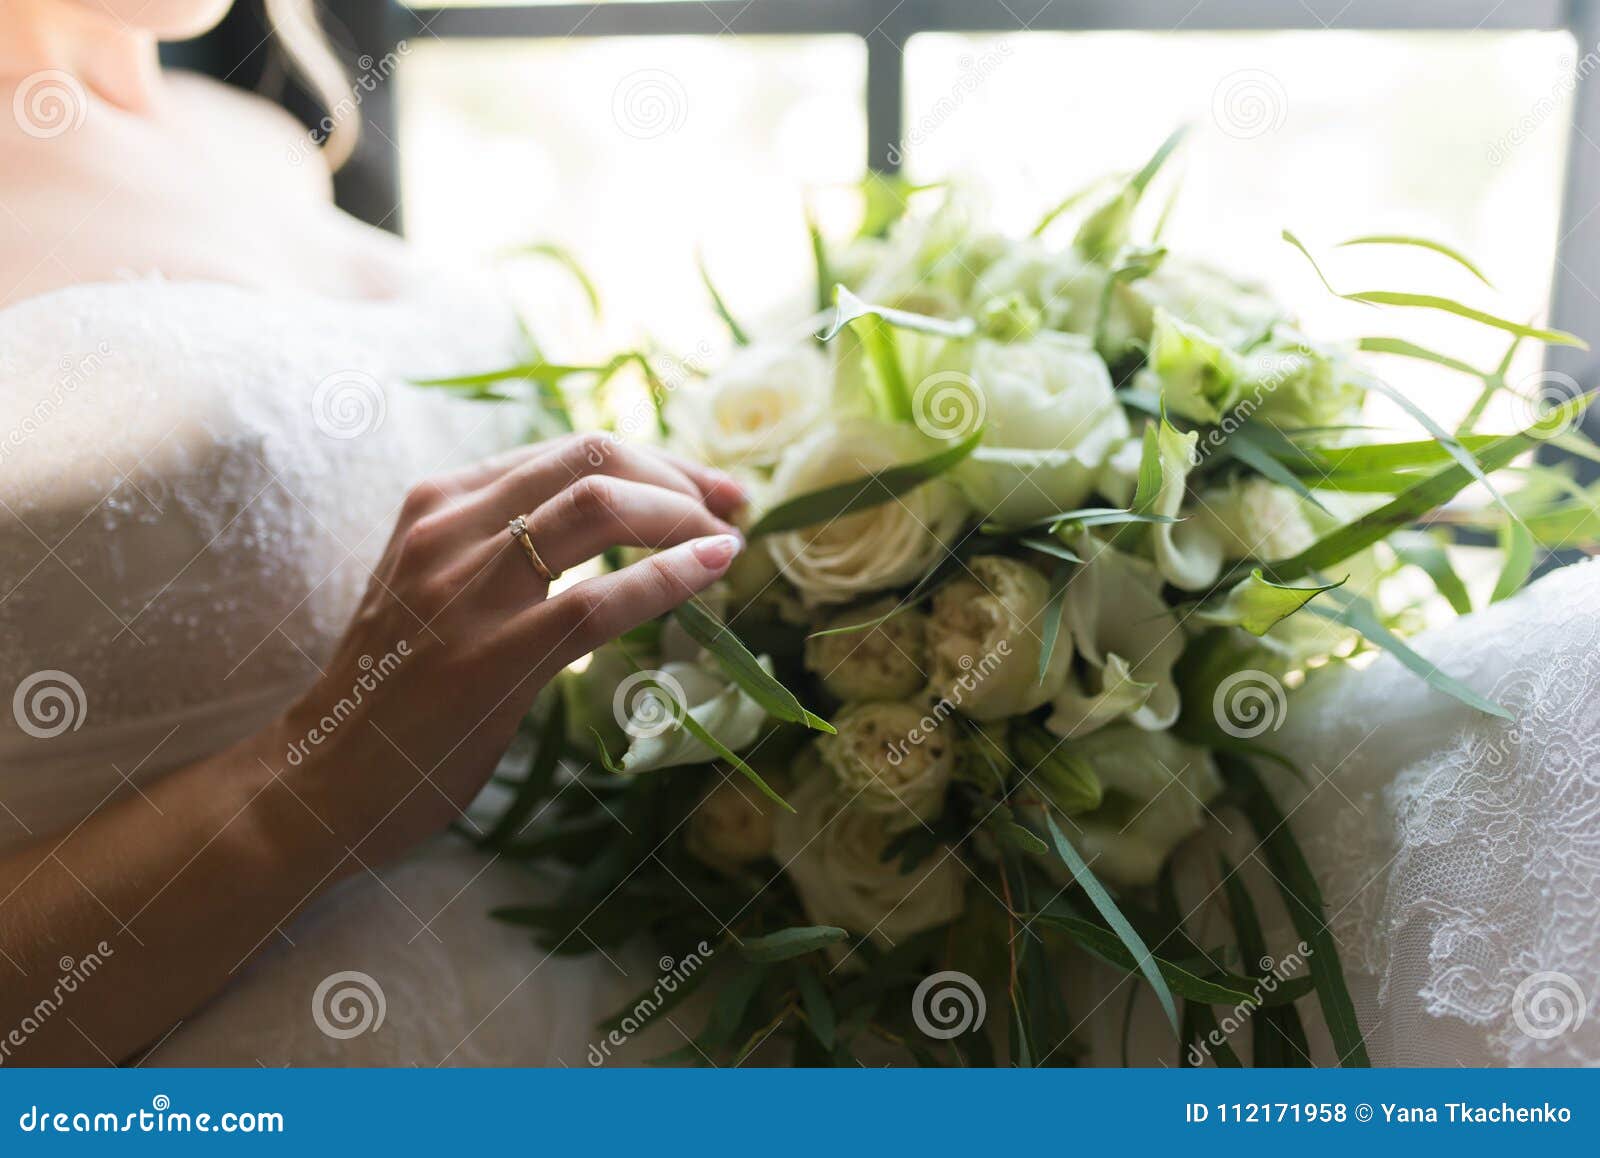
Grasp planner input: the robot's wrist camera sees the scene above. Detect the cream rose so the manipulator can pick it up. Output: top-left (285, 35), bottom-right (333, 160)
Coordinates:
top-left (763, 420), bottom-right (966, 605)
top-left (686, 776), bottom-right (780, 875)
top-left (816, 700), bottom-right (955, 824)
top-left (773, 766), bottom-right (966, 946)
top-left (803, 599), bottom-right (929, 702)
top-left (943, 332), bottom-right (1129, 525)
top-left (926, 555), bottom-right (1071, 721)
top-left (670, 343), bottom-right (830, 468)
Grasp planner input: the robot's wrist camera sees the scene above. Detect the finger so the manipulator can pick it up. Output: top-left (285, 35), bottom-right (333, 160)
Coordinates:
top-left (517, 476), bottom-right (739, 578)
top-left (486, 433), bottom-right (726, 519)
top-left (634, 445), bottom-right (748, 519)
top-left (502, 534), bottom-right (742, 670)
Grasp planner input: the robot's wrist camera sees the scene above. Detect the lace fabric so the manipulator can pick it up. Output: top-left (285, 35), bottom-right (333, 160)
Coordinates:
top-left (1275, 557), bottom-right (1600, 1066)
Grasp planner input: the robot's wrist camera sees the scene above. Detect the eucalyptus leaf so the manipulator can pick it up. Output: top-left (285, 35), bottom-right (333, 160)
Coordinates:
top-left (1337, 233), bottom-right (1494, 287)
top-left (697, 251), bottom-right (750, 345)
top-left (739, 926), bottom-right (849, 963)
top-left (672, 599), bottom-right (833, 734)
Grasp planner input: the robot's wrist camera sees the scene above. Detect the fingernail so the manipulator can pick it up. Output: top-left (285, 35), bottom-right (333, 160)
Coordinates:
top-left (692, 534), bottom-right (741, 569)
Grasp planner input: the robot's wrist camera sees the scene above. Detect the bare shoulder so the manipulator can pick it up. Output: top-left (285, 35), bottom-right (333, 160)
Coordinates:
top-left (163, 71), bottom-right (335, 200)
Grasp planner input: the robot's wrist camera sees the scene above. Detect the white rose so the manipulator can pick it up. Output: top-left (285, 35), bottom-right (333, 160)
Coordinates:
top-left (686, 776), bottom-right (779, 875)
top-left (763, 420), bottom-right (966, 605)
top-left (617, 660), bottom-right (768, 774)
top-left (816, 700), bottom-right (955, 824)
top-left (1193, 477), bottom-right (1316, 563)
top-left (803, 599), bottom-right (929, 702)
top-left (1048, 537), bottom-right (1184, 736)
top-left (670, 344), bottom-right (830, 468)
top-left (933, 333), bottom-right (1128, 525)
top-left (926, 555), bottom-right (1072, 720)
top-left (1029, 726), bottom-right (1221, 888)
top-left (773, 765), bottom-right (966, 946)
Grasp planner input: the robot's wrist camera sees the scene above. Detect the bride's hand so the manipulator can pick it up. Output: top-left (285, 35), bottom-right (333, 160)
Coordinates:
top-left (267, 433), bottom-right (747, 867)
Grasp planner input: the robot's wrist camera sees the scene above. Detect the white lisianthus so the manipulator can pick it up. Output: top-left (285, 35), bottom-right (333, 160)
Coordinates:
top-left (763, 420), bottom-right (966, 605)
top-left (669, 344), bottom-right (830, 468)
top-left (937, 332), bottom-right (1129, 525)
top-left (968, 241), bottom-right (1107, 337)
top-left (803, 599), bottom-right (929, 702)
top-left (816, 700), bottom-right (955, 823)
top-left (618, 660), bottom-right (768, 774)
top-left (926, 555), bottom-right (1072, 720)
top-left (686, 776), bottom-right (780, 875)
top-left (1194, 476), bottom-right (1316, 563)
top-left (1033, 727), bottom-right (1222, 888)
top-left (1048, 537), bottom-right (1184, 736)
top-left (773, 765), bottom-right (966, 946)
top-left (1144, 418), bottom-right (1224, 591)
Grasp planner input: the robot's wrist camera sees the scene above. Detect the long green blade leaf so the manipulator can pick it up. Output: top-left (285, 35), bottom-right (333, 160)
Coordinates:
top-left (672, 598), bottom-right (833, 734)
top-left (1044, 812), bottom-right (1178, 1034)
top-left (747, 428), bottom-right (982, 537)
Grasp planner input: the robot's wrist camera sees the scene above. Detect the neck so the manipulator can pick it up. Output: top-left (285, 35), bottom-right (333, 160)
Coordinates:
top-left (0, 0), bottom-right (161, 113)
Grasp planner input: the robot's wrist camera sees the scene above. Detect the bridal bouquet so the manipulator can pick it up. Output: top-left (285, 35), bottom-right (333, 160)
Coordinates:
top-left (427, 130), bottom-right (1600, 1066)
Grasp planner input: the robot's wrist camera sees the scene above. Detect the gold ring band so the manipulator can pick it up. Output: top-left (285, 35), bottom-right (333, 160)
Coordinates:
top-left (508, 515), bottom-right (560, 582)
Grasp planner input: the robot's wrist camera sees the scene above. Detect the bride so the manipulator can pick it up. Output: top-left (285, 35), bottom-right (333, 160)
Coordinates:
top-left (3, 0), bottom-right (1595, 1070)
top-left (0, 0), bottom-right (747, 1065)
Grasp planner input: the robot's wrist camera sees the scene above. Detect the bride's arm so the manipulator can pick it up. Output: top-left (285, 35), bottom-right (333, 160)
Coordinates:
top-left (0, 434), bottom-right (748, 1065)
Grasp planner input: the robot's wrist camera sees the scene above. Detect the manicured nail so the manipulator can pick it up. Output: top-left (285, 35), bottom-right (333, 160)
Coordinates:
top-left (692, 534), bottom-right (741, 569)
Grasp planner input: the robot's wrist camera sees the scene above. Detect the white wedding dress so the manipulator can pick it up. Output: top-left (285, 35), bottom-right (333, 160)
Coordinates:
top-left (4, 276), bottom-right (1597, 1068)
top-left (0, 277), bottom-right (660, 1067)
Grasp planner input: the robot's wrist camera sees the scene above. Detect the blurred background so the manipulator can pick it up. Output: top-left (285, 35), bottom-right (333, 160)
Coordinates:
top-left (170, 0), bottom-right (1596, 435)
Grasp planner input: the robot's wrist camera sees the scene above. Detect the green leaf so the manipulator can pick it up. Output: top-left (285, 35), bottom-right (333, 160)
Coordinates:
top-left (1337, 233), bottom-right (1494, 287)
top-left (1013, 721), bottom-right (1102, 815)
top-left (1223, 425), bottom-right (1330, 515)
top-left (1019, 537), bottom-right (1084, 565)
top-left (794, 965), bottom-right (837, 1050)
top-left (1389, 531), bottom-right (1472, 616)
top-left (1268, 392), bottom-right (1590, 582)
top-left (1031, 173), bottom-right (1117, 237)
top-left (746, 427), bottom-right (982, 537)
top-left (672, 599), bottom-right (833, 734)
top-left (1283, 230), bottom-right (1585, 348)
top-left (1031, 904), bottom-right (1306, 1007)
top-left (1311, 587), bottom-right (1510, 719)
top-left (1357, 336), bottom-right (1485, 378)
top-left (501, 241), bottom-right (602, 316)
top-left (674, 709), bottom-right (795, 813)
top-left (739, 926), bottom-right (849, 963)
top-left (807, 208), bottom-right (833, 315)
top-left (1351, 372), bottom-right (1508, 515)
top-left (1036, 560), bottom-right (1073, 682)
top-left (1195, 569), bottom-right (1342, 636)
top-left (992, 819), bottom-right (1049, 856)
top-left (697, 251), bottom-right (750, 345)
top-left (818, 284), bottom-right (978, 343)
top-left (479, 696), bottom-right (567, 848)
top-left (1218, 858), bottom-right (1311, 1067)
top-left (1043, 812), bottom-right (1178, 1034)
top-left (1220, 755), bottom-right (1369, 1066)
top-left (1491, 519), bottom-right (1535, 603)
